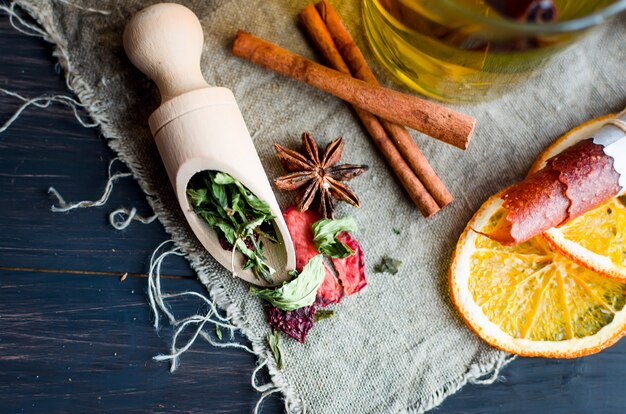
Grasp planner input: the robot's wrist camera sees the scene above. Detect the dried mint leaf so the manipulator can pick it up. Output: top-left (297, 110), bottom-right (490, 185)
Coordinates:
top-left (311, 216), bottom-right (357, 258)
top-left (250, 255), bottom-right (325, 311)
top-left (314, 309), bottom-right (335, 322)
top-left (187, 171), bottom-right (277, 283)
top-left (374, 255), bottom-right (402, 275)
top-left (267, 330), bottom-right (284, 370)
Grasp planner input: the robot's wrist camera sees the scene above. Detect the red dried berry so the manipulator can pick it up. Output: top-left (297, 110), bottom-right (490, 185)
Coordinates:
top-left (266, 305), bottom-right (316, 343)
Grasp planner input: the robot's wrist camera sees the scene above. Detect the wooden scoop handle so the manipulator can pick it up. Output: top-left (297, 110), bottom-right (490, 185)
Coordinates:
top-left (123, 3), bottom-right (210, 103)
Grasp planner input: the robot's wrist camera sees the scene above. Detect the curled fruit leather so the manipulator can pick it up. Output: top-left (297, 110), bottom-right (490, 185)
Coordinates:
top-left (487, 117), bottom-right (625, 245)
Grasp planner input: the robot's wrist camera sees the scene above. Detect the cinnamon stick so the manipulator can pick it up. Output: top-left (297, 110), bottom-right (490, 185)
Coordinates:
top-left (231, 31), bottom-right (475, 150)
top-left (315, 0), bottom-right (453, 208)
top-left (299, 3), bottom-right (440, 216)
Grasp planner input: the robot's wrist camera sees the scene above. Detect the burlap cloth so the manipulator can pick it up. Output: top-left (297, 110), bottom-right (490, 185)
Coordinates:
top-left (13, 0), bottom-right (625, 412)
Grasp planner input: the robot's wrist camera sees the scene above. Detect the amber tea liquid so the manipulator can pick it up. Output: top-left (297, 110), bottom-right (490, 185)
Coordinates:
top-left (363, 0), bottom-right (616, 102)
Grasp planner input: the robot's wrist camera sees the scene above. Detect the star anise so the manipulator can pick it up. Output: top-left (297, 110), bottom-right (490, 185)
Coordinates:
top-left (274, 132), bottom-right (368, 218)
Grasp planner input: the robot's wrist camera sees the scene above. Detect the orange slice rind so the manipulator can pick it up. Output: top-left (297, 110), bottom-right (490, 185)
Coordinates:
top-left (450, 193), bottom-right (626, 357)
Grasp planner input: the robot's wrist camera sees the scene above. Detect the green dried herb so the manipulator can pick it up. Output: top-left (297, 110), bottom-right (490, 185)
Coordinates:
top-left (374, 255), bottom-right (402, 275)
top-left (267, 330), bottom-right (284, 370)
top-left (314, 309), bottom-right (335, 322)
top-left (249, 255), bottom-right (325, 311)
top-left (393, 228), bottom-right (401, 235)
top-left (215, 324), bottom-right (223, 341)
top-left (187, 171), bottom-right (277, 283)
top-left (311, 216), bottom-right (357, 258)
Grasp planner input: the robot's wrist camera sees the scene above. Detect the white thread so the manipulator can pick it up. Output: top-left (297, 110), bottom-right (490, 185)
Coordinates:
top-left (251, 359), bottom-right (284, 413)
top-left (251, 360), bottom-right (274, 392)
top-left (0, 3), bottom-right (46, 37)
top-left (147, 241), bottom-right (183, 328)
top-left (109, 207), bottom-right (157, 230)
top-left (153, 311), bottom-right (213, 372)
top-left (48, 158), bottom-right (131, 212)
top-left (0, 87), bottom-right (97, 134)
top-left (147, 241), bottom-right (254, 372)
top-left (254, 388), bottom-right (281, 414)
top-left (55, 0), bottom-right (111, 15)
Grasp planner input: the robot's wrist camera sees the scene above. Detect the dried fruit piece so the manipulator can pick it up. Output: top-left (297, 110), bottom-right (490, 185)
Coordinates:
top-left (283, 207), bottom-right (368, 304)
top-left (331, 232), bottom-right (367, 295)
top-left (266, 305), bottom-right (316, 343)
top-left (316, 269), bottom-right (344, 307)
top-left (284, 207), bottom-right (344, 305)
top-left (283, 207), bottom-right (323, 269)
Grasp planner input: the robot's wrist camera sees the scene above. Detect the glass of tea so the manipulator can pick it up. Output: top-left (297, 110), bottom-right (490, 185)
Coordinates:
top-left (362, 0), bottom-right (626, 102)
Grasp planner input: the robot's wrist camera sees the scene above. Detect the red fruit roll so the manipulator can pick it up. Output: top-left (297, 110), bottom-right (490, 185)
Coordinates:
top-left (486, 112), bottom-right (626, 245)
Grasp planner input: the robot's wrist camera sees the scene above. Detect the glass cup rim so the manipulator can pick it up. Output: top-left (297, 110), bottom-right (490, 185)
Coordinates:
top-left (438, 0), bottom-right (626, 34)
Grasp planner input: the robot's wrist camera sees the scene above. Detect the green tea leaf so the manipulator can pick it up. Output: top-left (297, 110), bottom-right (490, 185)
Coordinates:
top-left (215, 222), bottom-right (237, 245)
top-left (311, 216), bottom-right (357, 258)
top-left (187, 171), bottom-right (277, 283)
top-left (211, 181), bottom-right (228, 209)
top-left (213, 172), bottom-right (237, 185)
top-left (236, 238), bottom-right (275, 283)
top-left (250, 255), bottom-right (325, 311)
top-left (314, 309), bottom-right (335, 322)
top-left (235, 238), bottom-right (255, 259)
top-left (244, 216), bottom-right (267, 233)
top-left (267, 330), bottom-right (284, 370)
top-left (187, 188), bottom-right (208, 207)
top-left (236, 183), bottom-right (274, 215)
top-left (255, 226), bottom-right (278, 244)
top-left (230, 192), bottom-right (247, 221)
top-left (374, 255), bottom-right (402, 275)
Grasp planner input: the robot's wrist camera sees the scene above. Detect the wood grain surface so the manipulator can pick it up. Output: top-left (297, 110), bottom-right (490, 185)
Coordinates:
top-left (0, 11), bottom-right (624, 414)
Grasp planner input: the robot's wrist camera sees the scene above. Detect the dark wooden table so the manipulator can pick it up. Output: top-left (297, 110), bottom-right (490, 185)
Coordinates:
top-left (1, 14), bottom-right (624, 414)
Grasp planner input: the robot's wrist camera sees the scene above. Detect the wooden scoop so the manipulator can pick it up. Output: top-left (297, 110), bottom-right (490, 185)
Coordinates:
top-left (123, 3), bottom-right (296, 286)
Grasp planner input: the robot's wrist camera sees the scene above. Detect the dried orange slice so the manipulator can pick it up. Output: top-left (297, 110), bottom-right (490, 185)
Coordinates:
top-left (529, 114), bottom-right (626, 281)
top-left (450, 193), bottom-right (626, 357)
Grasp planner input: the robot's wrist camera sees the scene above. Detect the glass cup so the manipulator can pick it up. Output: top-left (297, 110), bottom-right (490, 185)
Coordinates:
top-left (362, 0), bottom-right (626, 103)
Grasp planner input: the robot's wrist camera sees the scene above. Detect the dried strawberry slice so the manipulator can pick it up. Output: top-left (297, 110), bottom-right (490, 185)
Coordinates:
top-left (331, 232), bottom-right (367, 295)
top-left (283, 207), bottom-right (320, 270)
top-left (315, 269), bottom-right (343, 307)
top-left (283, 207), bottom-right (344, 305)
top-left (266, 305), bottom-right (316, 343)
